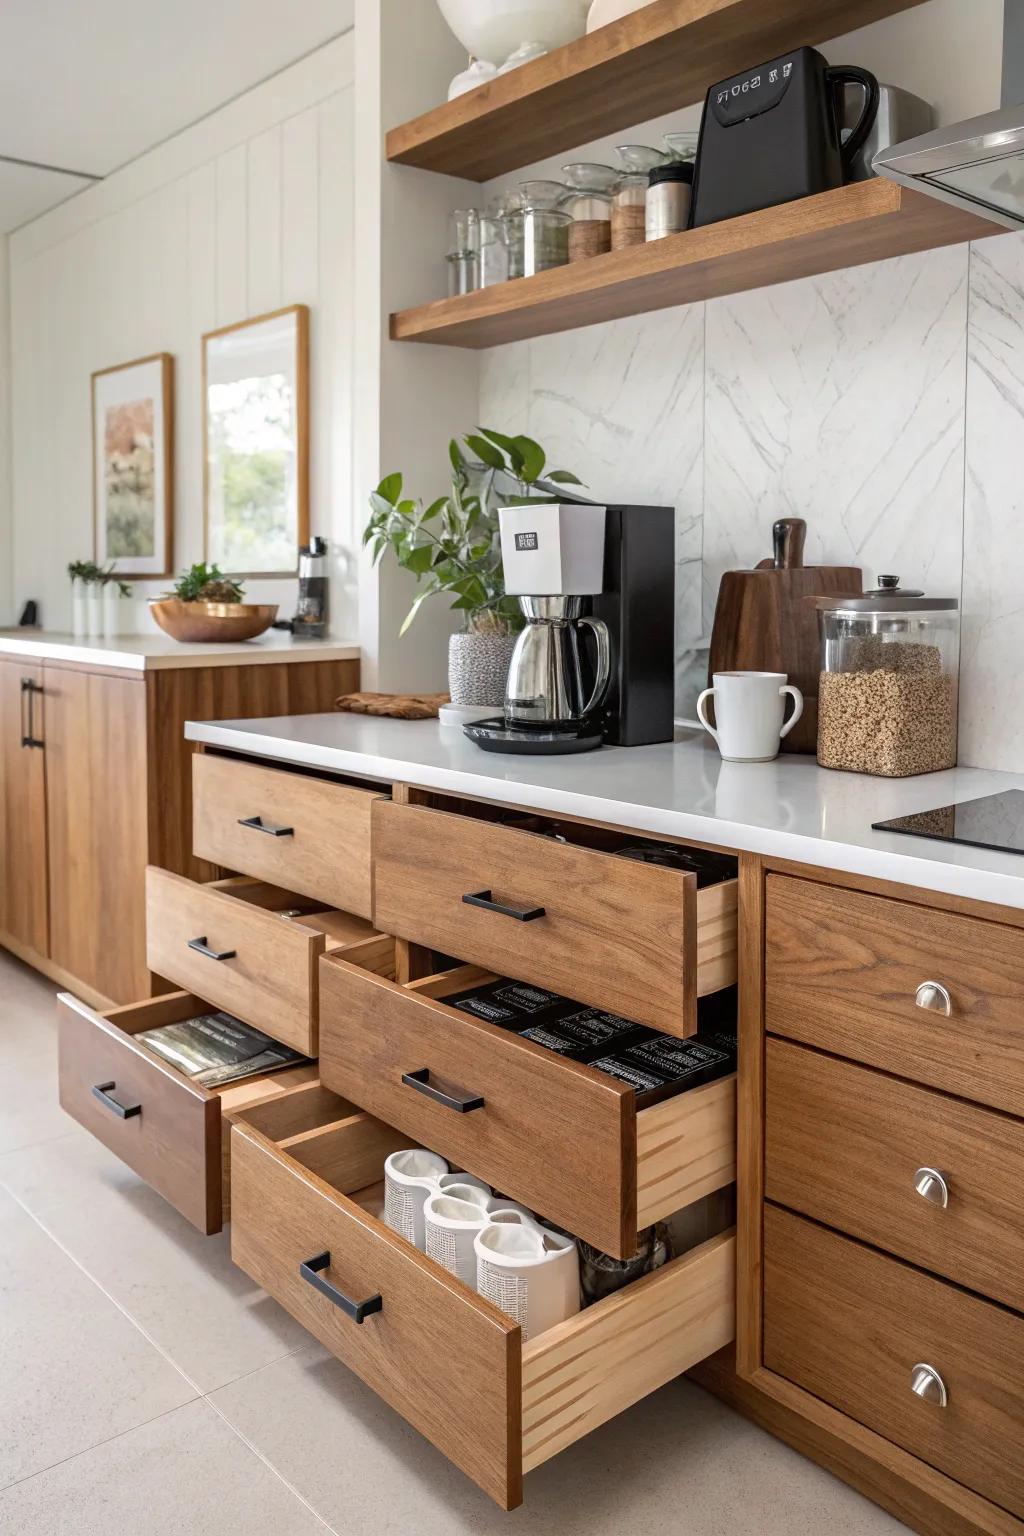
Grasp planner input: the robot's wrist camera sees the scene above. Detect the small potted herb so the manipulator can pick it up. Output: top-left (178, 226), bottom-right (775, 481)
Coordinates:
top-left (67, 560), bottom-right (105, 638)
top-left (365, 428), bottom-right (582, 706)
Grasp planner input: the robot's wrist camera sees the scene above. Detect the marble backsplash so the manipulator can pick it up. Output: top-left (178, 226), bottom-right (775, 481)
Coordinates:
top-left (478, 228), bottom-right (1022, 772)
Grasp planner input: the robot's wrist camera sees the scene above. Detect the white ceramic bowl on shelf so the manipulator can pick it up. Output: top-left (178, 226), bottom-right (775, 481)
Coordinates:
top-left (436, 0), bottom-right (589, 64)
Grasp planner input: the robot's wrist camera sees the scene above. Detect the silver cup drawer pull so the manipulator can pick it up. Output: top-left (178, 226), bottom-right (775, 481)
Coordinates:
top-left (913, 1167), bottom-right (950, 1208)
top-left (910, 1363), bottom-right (948, 1407)
top-left (915, 980), bottom-right (952, 1016)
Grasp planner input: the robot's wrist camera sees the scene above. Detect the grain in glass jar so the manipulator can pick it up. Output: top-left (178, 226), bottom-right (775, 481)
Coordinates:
top-left (561, 162), bottom-right (619, 262)
top-left (813, 577), bottom-right (959, 777)
top-left (612, 145), bottom-right (668, 250)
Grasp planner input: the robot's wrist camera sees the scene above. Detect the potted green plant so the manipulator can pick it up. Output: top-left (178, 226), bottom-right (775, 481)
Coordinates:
top-left (365, 428), bottom-right (582, 707)
top-left (67, 560), bottom-right (105, 639)
top-left (149, 562), bottom-right (278, 642)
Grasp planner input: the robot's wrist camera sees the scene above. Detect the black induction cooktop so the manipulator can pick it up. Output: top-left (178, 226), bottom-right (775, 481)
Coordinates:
top-left (873, 788), bottom-right (1024, 856)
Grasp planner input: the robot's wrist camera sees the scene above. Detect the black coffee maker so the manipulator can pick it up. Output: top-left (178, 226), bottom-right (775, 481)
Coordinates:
top-left (690, 47), bottom-right (879, 228)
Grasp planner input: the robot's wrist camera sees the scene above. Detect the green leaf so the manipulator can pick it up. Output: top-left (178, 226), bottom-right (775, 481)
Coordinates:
top-left (376, 472), bottom-right (402, 504)
top-left (449, 439), bottom-right (466, 474)
top-left (464, 433), bottom-right (505, 470)
top-left (478, 428), bottom-right (524, 474)
top-left (399, 589), bottom-right (432, 636)
top-left (404, 543), bottom-right (435, 574)
top-left (421, 496), bottom-right (448, 521)
top-left (369, 491), bottom-right (397, 519)
top-left (514, 436), bottom-right (546, 483)
top-left (546, 469), bottom-right (584, 485)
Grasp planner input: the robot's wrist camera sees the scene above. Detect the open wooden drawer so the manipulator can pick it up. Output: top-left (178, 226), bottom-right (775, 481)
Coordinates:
top-left (230, 1089), bottom-right (736, 1509)
top-left (192, 752), bottom-right (384, 920)
top-left (371, 798), bottom-right (738, 1036)
top-left (146, 866), bottom-right (391, 1054)
top-left (318, 955), bottom-right (736, 1257)
top-left (56, 988), bottom-right (320, 1234)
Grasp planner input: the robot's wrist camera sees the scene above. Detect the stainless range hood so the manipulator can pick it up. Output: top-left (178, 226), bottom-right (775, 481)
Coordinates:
top-left (875, 0), bottom-right (1024, 228)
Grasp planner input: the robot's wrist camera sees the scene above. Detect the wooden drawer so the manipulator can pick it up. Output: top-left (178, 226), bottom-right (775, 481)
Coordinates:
top-left (231, 1102), bottom-right (736, 1509)
top-left (56, 989), bottom-right (319, 1234)
top-left (764, 1205), bottom-right (1024, 1520)
top-left (146, 867), bottom-right (390, 1054)
top-left (765, 874), bottom-right (1024, 1116)
top-left (371, 799), bottom-right (737, 1036)
top-left (318, 955), bottom-right (736, 1258)
top-left (192, 753), bottom-right (381, 920)
top-left (765, 1039), bottom-right (1024, 1312)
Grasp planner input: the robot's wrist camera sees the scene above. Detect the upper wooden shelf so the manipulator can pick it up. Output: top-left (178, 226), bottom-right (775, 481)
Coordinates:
top-left (386, 0), bottom-right (929, 181)
top-left (391, 183), bottom-right (1004, 349)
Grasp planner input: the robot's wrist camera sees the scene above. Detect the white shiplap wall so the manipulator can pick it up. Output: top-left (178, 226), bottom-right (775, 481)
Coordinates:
top-left (7, 33), bottom-right (355, 633)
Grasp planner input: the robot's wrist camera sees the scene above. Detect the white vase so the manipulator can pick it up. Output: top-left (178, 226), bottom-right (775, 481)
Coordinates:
top-left (85, 585), bottom-right (104, 639)
top-left (71, 585), bottom-right (88, 638)
top-left (448, 631), bottom-right (517, 708)
top-left (102, 584), bottom-right (132, 639)
top-left (436, 0), bottom-right (589, 64)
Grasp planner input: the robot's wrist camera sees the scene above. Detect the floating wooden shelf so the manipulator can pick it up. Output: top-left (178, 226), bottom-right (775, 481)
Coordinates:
top-left (390, 183), bottom-right (1004, 349)
top-left (386, 0), bottom-right (929, 181)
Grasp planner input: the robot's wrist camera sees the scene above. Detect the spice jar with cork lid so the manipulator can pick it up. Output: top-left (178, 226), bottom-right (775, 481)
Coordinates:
top-left (813, 577), bottom-right (959, 777)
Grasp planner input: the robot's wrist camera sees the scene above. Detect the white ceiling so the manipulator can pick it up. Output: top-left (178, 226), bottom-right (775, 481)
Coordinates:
top-left (0, 0), bottom-right (354, 234)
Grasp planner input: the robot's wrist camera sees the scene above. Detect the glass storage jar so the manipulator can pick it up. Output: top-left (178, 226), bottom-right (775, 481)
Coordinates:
top-left (562, 163), bottom-right (619, 262)
top-left (612, 145), bottom-right (668, 250)
top-left (446, 207), bottom-right (481, 297)
top-left (518, 207), bottom-right (571, 276)
top-left (813, 576), bottom-right (960, 778)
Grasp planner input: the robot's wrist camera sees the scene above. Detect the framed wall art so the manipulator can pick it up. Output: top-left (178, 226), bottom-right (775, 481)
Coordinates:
top-left (92, 352), bottom-right (174, 577)
top-left (202, 305), bottom-right (309, 576)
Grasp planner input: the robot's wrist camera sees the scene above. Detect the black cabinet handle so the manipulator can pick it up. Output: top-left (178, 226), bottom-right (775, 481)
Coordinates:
top-left (237, 815), bottom-right (294, 838)
top-left (402, 1067), bottom-right (485, 1113)
top-left (300, 1252), bottom-right (382, 1323)
top-left (462, 889), bottom-right (545, 922)
top-left (187, 936), bottom-right (237, 961)
top-left (92, 1081), bottom-right (141, 1119)
top-left (21, 677), bottom-right (44, 749)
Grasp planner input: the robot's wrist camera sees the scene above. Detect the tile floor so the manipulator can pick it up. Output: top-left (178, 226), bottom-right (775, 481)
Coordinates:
top-left (0, 949), bottom-right (910, 1535)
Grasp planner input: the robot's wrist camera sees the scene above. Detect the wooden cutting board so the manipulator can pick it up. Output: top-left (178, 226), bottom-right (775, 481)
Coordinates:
top-left (707, 519), bottom-right (861, 754)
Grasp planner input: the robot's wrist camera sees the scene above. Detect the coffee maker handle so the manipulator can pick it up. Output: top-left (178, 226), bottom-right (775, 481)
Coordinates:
top-left (828, 65), bottom-right (879, 173)
top-left (578, 616), bottom-right (612, 718)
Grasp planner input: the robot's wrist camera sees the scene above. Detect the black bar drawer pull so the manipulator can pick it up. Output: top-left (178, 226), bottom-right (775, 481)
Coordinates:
top-left (238, 815), bottom-right (294, 838)
top-left (402, 1067), bottom-right (485, 1113)
top-left (462, 889), bottom-right (545, 922)
top-left (21, 677), bottom-right (44, 749)
top-left (300, 1252), bottom-right (382, 1323)
top-left (92, 1081), bottom-right (141, 1119)
top-left (187, 936), bottom-right (237, 961)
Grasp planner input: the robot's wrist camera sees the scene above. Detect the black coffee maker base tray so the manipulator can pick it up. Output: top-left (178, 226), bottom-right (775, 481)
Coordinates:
top-left (463, 718), bottom-right (604, 755)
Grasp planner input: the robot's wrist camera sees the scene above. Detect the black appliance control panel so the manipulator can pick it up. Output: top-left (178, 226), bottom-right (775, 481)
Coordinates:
top-left (709, 55), bottom-right (796, 126)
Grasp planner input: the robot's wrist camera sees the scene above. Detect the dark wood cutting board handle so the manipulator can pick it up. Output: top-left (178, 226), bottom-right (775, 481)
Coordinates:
top-left (773, 518), bottom-right (806, 570)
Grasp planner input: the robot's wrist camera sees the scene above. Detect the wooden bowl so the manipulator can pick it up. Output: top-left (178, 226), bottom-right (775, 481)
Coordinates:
top-left (149, 599), bottom-right (278, 643)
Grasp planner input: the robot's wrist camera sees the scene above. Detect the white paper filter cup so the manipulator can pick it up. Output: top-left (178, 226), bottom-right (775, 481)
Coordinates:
top-left (474, 1222), bottom-right (580, 1340)
top-left (424, 1193), bottom-right (491, 1286)
top-left (384, 1149), bottom-right (449, 1250)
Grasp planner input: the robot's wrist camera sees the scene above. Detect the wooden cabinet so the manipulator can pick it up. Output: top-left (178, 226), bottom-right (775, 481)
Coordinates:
top-left (0, 648), bottom-right (358, 1006)
top-left (0, 659), bottom-right (48, 954)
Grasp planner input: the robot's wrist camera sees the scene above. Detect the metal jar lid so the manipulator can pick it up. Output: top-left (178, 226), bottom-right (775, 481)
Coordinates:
top-left (810, 574), bottom-right (958, 613)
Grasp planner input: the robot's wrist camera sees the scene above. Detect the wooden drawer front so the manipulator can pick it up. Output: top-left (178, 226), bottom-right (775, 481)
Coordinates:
top-left (372, 800), bottom-right (737, 1036)
top-left (765, 874), bottom-right (1024, 1117)
top-left (764, 1207), bottom-right (1024, 1519)
top-left (146, 868), bottom-right (322, 1054)
top-left (765, 1040), bottom-right (1024, 1311)
top-left (192, 754), bottom-right (379, 919)
top-left (319, 956), bottom-right (736, 1257)
top-left (230, 1111), bottom-right (736, 1510)
top-left (58, 991), bottom-right (222, 1233)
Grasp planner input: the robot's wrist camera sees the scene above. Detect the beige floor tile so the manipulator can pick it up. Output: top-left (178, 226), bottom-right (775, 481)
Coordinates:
top-left (0, 956), bottom-right (75, 1153)
top-left (0, 1129), bottom-right (310, 1393)
top-left (211, 1342), bottom-right (910, 1534)
top-left (0, 1187), bottom-right (196, 1488)
top-left (0, 1398), bottom-right (330, 1536)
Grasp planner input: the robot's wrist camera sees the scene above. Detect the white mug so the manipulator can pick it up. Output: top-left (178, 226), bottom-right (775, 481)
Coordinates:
top-left (696, 671), bottom-right (804, 763)
top-left (383, 1149), bottom-right (449, 1250)
top-left (474, 1221), bottom-right (580, 1341)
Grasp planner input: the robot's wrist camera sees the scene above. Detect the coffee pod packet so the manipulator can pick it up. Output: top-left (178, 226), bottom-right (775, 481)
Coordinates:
top-left (519, 1006), bottom-right (646, 1061)
top-left (590, 1035), bottom-right (733, 1107)
top-left (446, 978), bottom-right (573, 1029)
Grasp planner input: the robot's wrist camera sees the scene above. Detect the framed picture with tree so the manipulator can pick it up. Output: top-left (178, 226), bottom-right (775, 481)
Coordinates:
top-left (92, 352), bottom-right (174, 577)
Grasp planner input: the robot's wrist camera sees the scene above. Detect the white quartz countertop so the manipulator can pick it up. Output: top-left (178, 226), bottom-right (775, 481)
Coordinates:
top-left (185, 712), bottom-right (1024, 911)
top-left (0, 631), bottom-right (360, 671)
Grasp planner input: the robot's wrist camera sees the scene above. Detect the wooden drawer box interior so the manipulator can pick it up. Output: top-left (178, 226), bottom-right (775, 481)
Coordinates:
top-left (765, 1038), bottom-right (1024, 1313)
top-left (57, 988), bottom-right (321, 1235)
top-left (318, 955), bottom-right (736, 1258)
top-left (231, 1090), bottom-right (736, 1509)
top-left (146, 866), bottom-right (392, 1055)
top-left (192, 752), bottom-right (384, 920)
top-left (372, 797), bottom-right (738, 1037)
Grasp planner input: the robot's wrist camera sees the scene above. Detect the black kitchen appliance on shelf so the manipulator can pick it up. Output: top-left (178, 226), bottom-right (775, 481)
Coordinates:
top-left (464, 500), bottom-right (675, 756)
top-left (690, 47), bottom-right (879, 228)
